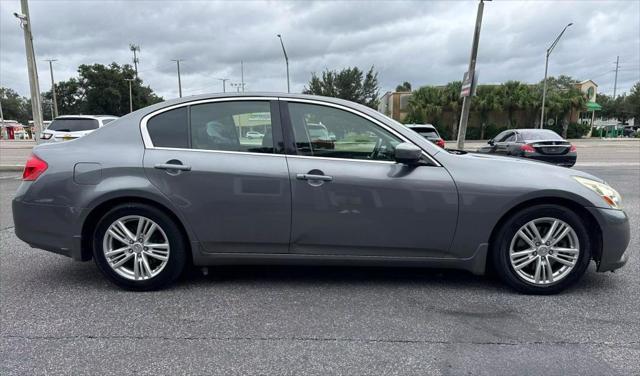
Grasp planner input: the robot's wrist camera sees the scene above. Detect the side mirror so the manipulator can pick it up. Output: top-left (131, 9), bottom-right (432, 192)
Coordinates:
top-left (488, 139), bottom-right (495, 145)
top-left (394, 142), bottom-right (422, 165)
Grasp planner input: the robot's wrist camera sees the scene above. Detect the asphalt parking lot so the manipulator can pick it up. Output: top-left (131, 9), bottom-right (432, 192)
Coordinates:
top-left (1, 141), bottom-right (638, 375)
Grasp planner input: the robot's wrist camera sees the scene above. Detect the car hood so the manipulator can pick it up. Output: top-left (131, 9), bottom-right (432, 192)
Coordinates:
top-left (439, 150), bottom-right (614, 209)
top-left (462, 152), bottom-right (603, 181)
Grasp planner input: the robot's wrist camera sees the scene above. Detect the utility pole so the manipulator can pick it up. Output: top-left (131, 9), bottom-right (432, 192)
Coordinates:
top-left (15, 0), bottom-right (44, 142)
top-left (217, 78), bottom-right (229, 93)
top-left (540, 22), bottom-right (573, 129)
top-left (44, 59), bottom-right (58, 118)
top-left (171, 59), bottom-right (183, 98)
top-left (240, 60), bottom-right (245, 92)
top-left (613, 55), bottom-right (619, 98)
top-left (0, 94), bottom-right (5, 129)
top-left (456, 0), bottom-right (489, 150)
top-left (129, 44), bottom-right (140, 78)
top-left (125, 78), bottom-right (134, 113)
top-left (277, 34), bottom-right (290, 93)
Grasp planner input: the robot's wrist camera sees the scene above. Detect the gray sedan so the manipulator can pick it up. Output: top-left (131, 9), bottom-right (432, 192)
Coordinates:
top-left (12, 93), bottom-right (630, 294)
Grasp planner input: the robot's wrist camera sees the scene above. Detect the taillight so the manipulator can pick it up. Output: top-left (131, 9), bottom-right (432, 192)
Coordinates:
top-left (569, 144), bottom-right (576, 152)
top-left (22, 154), bottom-right (48, 181)
top-left (436, 139), bottom-right (446, 148)
top-left (520, 144), bottom-right (536, 153)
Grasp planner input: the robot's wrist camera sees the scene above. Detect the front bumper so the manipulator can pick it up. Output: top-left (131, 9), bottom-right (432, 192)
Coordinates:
top-left (12, 198), bottom-right (83, 260)
top-left (587, 207), bottom-right (630, 272)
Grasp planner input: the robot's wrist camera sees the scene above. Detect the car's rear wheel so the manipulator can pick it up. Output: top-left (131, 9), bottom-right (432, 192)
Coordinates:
top-left (93, 203), bottom-right (187, 290)
top-left (492, 204), bottom-right (591, 294)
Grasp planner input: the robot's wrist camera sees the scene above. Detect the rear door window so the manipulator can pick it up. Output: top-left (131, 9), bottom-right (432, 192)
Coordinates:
top-left (146, 107), bottom-right (189, 148)
top-left (190, 101), bottom-right (275, 153)
top-left (48, 118), bottom-right (99, 132)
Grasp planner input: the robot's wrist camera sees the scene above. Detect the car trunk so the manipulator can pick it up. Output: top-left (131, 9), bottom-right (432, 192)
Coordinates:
top-left (529, 140), bottom-right (571, 155)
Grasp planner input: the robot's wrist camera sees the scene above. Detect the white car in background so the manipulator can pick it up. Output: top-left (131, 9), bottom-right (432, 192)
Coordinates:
top-left (40, 115), bottom-right (118, 142)
top-left (245, 131), bottom-right (264, 139)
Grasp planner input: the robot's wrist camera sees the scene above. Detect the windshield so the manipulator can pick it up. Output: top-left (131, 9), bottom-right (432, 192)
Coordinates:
top-left (48, 118), bottom-right (99, 132)
top-left (519, 130), bottom-right (563, 141)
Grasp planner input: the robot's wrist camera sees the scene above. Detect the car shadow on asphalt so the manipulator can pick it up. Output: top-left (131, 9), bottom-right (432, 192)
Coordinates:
top-left (31, 257), bottom-right (619, 295)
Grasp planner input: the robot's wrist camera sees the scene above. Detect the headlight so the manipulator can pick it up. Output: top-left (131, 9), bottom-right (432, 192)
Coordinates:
top-left (40, 133), bottom-right (52, 140)
top-left (574, 176), bottom-right (622, 209)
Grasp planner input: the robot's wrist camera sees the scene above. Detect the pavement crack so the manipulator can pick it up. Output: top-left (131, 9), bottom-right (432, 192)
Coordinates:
top-left (2, 334), bottom-right (638, 348)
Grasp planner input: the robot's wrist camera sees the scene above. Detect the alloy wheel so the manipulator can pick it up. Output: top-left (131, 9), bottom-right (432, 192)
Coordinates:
top-left (509, 217), bottom-right (580, 285)
top-left (102, 215), bottom-right (170, 281)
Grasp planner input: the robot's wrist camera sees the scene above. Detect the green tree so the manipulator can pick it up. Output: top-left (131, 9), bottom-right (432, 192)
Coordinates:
top-left (441, 81), bottom-right (462, 139)
top-left (405, 86), bottom-right (443, 126)
top-left (0, 87), bottom-right (29, 124)
top-left (499, 80), bottom-right (530, 128)
top-left (472, 85), bottom-right (500, 139)
top-left (395, 81), bottom-right (412, 92)
top-left (303, 66), bottom-right (380, 109)
top-left (626, 82), bottom-right (640, 121)
top-left (42, 78), bottom-right (83, 115)
top-left (50, 63), bottom-right (162, 117)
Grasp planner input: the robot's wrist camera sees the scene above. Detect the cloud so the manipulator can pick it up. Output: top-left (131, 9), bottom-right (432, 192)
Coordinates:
top-left (1, 0), bottom-right (638, 101)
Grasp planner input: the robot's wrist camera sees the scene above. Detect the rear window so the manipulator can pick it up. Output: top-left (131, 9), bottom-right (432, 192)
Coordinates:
top-left (412, 128), bottom-right (439, 138)
top-left (48, 118), bottom-right (99, 132)
top-left (519, 130), bottom-right (563, 141)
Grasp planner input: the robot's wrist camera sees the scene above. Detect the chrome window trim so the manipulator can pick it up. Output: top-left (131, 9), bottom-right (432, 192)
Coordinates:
top-left (140, 96), bottom-right (278, 149)
top-left (139, 95), bottom-right (440, 166)
top-left (281, 98), bottom-right (441, 166)
top-left (285, 154), bottom-right (395, 165)
top-left (149, 146), bottom-right (285, 158)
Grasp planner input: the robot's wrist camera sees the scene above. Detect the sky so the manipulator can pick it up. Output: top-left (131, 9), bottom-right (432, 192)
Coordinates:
top-left (1, 0), bottom-right (639, 101)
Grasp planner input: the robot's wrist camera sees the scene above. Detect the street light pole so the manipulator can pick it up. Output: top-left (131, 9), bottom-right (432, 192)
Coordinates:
top-left (217, 78), bottom-right (229, 93)
top-left (44, 59), bottom-right (58, 118)
top-left (125, 78), bottom-right (134, 113)
top-left (240, 60), bottom-right (245, 93)
top-left (277, 34), bottom-right (290, 93)
top-left (15, 0), bottom-right (44, 141)
top-left (171, 59), bottom-right (183, 98)
top-left (456, 0), bottom-right (488, 150)
top-left (540, 22), bottom-right (573, 129)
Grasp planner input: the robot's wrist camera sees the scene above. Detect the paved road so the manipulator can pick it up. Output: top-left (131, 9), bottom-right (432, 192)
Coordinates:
top-left (1, 144), bottom-right (638, 375)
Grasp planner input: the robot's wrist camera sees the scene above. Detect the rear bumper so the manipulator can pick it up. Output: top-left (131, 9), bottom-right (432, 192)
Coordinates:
top-left (525, 153), bottom-right (577, 167)
top-left (12, 198), bottom-right (83, 260)
top-left (587, 207), bottom-right (630, 272)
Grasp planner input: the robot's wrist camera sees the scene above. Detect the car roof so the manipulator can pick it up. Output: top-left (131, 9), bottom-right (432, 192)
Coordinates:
top-left (404, 123), bottom-right (436, 130)
top-left (55, 115), bottom-right (118, 120)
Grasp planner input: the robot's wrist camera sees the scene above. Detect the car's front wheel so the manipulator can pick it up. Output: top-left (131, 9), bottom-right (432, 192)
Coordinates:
top-left (492, 204), bottom-right (592, 294)
top-left (93, 203), bottom-right (187, 290)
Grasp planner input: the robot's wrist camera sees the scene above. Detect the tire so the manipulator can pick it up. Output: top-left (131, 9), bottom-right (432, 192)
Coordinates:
top-left (93, 203), bottom-right (187, 291)
top-left (492, 204), bottom-right (591, 294)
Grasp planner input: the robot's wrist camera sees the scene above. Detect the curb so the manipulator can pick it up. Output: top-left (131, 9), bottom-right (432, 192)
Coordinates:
top-left (0, 165), bottom-right (24, 172)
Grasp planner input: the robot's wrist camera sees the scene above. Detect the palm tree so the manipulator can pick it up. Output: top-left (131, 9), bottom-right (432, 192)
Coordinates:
top-left (499, 81), bottom-right (529, 128)
top-left (441, 81), bottom-right (462, 139)
top-left (472, 85), bottom-right (500, 139)
top-left (406, 86), bottom-right (443, 125)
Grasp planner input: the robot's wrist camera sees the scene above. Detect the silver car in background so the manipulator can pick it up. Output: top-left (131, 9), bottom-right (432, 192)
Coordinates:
top-left (13, 93), bottom-right (629, 294)
top-left (40, 115), bottom-right (118, 142)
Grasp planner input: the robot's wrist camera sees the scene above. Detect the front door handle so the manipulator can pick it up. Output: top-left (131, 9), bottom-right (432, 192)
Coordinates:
top-left (296, 173), bottom-right (333, 182)
top-left (154, 163), bottom-right (191, 171)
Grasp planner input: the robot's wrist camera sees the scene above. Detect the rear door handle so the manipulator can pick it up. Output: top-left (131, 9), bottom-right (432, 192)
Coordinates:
top-left (296, 173), bottom-right (333, 182)
top-left (154, 163), bottom-right (191, 171)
